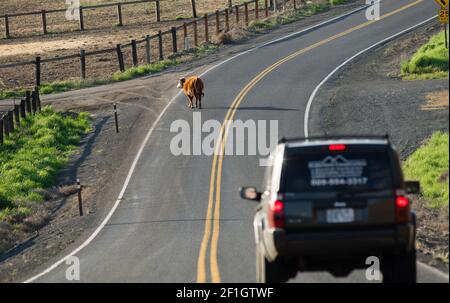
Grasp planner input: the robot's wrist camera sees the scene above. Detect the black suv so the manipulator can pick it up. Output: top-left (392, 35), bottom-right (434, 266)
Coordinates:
top-left (240, 136), bottom-right (420, 283)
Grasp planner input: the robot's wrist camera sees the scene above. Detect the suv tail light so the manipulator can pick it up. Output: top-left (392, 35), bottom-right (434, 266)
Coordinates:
top-left (395, 195), bottom-right (411, 224)
top-left (329, 144), bottom-right (346, 151)
top-left (268, 200), bottom-right (285, 228)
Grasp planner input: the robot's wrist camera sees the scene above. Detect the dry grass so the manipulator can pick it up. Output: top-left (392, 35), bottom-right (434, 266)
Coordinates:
top-left (421, 90), bottom-right (449, 111)
top-left (414, 196), bottom-right (449, 264)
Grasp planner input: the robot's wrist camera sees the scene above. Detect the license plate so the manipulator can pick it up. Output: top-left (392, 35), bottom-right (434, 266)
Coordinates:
top-left (326, 208), bottom-right (355, 223)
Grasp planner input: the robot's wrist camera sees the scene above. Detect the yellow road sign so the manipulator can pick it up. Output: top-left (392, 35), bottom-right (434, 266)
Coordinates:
top-left (439, 8), bottom-right (449, 23)
top-left (435, 0), bottom-right (449, 8)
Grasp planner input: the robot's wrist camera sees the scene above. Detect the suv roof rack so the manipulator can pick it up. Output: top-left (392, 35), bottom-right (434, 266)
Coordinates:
top-left (278, 134), bottom-right (390, 144)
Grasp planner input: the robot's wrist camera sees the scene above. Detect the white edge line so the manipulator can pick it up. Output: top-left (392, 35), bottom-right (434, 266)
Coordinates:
top-left (303, 14), bottom-right (450, 281)
top-left (23, 3), bottom-right (372, 283)
top-left (304, 16), bottom-right (436, 138)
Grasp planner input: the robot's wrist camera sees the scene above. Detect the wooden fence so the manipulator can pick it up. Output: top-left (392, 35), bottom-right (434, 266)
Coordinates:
top-left (0, 1), bottom-right (307, 93)
top-left (1, 0), bottom-right (287, 86)
top-left (1, 0), bottom-right (161, 38)
top-left (1, 0), bottom-right (280, 39)
top-left (0, 88), bottom-right (41, 145)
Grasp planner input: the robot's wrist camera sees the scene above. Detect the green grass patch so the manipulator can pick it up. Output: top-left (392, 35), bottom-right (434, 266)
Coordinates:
top-left (0, 107), bottom-right (91, 222)
top-left (403, 132), bottom-right (449, 208)
top-left (174, 15), bottom-right (189, 21)
top-left (249, 2), bottom-right (328, 32)
top-left (401, 30), bottom-right (449, 80)
top-left (329, 0), bottom-right (347, 5)
top-left (111, 59), bottom-right (179, 81)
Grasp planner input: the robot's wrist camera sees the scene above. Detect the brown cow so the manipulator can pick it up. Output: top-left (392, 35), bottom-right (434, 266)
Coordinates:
top-left (177, 76), bottom-right (205, 109)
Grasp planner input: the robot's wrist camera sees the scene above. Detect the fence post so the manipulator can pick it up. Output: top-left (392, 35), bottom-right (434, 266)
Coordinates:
top-left (158, 30), bottom-right (164, 60)
top-left (79, 6), bottom-right (84, 30)
top-left (191, 0), bottom-right (197, 18)
top-left (114, 103), bottom-right (119, 134)
top-left (25, 91), bottom-right (32, 114)
top-left (31, 91), bottom-right (37, 114)
top-left (4, 14), bottom-right (10, 38)
top-left (244, 3), bottom-right (249, 26)
top-left (215, 10), bottom-right (220, 34)
top-left (35, 86), bottom-right (41, 111)
top-left (204, 14), bottom-right (209, 42)
top-left (155, 0), bottom-right (161, 22)
top-left (265, 0), bottom-right (269, 17)
top-left (77, 179), bottom-right (83, 216)
top-left (255, 0), bottom-right (259, 19)
top-left (35, 56), bottom-right (41, 87)
top-left (131, 39), bottom-right (138, 66)
top-left (0, 118), bottom-right (3, 144)
top-left (80, 49), bottom-right (86, 79)
top-left (193, 19), bottom-right (198, 47)
top-left (117, 4), bottom-right (123, 26)
top-left (235, 5), bottom-right (240, 24)
top-left (3, 114), bottom-right (9, 137)
top-left (20, 99), bottom-right (26, 118)
top-left (225, 9), bottom-right (229, 32)
top-left (42, 10), bottom-right (48, 34)
top-left (116, 44), bottom-right (125, 72)
top-left (293, 0), bottom-right (297, 10)
top-left (8, 110), bottom-right (14, 133)
top-left (145, 35), bottom-right (151, 64)
top-left (14, 105), bottom-right (20, 127)
top-left (183, 22), bottom-right (189, 50)
top-left (171, 27), bottom-right (178, 54)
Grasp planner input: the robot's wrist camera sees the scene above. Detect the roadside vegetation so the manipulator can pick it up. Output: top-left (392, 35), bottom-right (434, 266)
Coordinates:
top-left (249, 1), bottom-right (331, 32)
top-left (401, 30), bottom-right (449, 80)
top-left (0, 107), bottom-right (91, 223)
top-left (403, 131), bottom-right (449, 208)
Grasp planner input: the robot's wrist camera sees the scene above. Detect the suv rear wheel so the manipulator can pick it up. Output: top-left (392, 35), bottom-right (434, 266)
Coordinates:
top-left (256, 244), bottom-right (295, 283)
top-left (382, 248), bottom-right (417, 283)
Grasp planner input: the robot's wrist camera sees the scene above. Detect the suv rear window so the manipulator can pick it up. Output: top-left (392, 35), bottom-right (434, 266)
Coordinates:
top-left (282, 147), bottom-right (393, 193)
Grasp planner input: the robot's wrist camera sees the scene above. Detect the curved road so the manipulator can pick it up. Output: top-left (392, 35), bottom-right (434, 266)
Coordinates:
top-left (28, 0), bottom-right (448, 283)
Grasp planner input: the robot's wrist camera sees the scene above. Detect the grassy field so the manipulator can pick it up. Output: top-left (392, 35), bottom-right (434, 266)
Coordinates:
top-left (402, 30), bottom-right (449, 80)
top-left (0, 107), bottom-right (91, 223)
top-left (403, 131), bottom-right (449, 208)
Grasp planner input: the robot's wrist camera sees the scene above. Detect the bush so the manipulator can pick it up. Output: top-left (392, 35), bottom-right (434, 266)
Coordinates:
top-left (402, 31), bottom-right (449, 79)
top-left (403, 132), bottom-right (449, 208)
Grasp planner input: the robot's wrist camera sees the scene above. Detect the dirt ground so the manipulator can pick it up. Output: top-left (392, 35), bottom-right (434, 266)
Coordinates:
top-left (0, 0), bottom-right (309, 91)
top-left (0, 1), bottom-right (365, 282)
top-left (0, 0), bottom-right (248, 38)
top-left (310, 22), bottom-right (449, 272)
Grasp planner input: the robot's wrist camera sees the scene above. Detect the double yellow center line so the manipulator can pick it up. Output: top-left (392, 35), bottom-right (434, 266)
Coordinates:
top-left (196, 0), bottom-right (424, 283)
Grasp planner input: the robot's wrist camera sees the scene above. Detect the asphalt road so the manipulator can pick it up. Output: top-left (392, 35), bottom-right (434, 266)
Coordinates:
top-left (28, 0), bottom-right (448, 283)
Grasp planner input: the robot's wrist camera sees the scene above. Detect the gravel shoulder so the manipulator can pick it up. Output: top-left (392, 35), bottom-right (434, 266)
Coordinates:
top-left (0, 1), bottom-right (365, 283)
top-left (309, 21), bottom-right (449, 273)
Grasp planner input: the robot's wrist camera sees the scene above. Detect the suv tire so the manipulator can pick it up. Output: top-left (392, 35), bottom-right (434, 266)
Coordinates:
top-left (382, 248), bottom-right (417, 283)
top-left (256, 244), bottom-right (293, 283)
